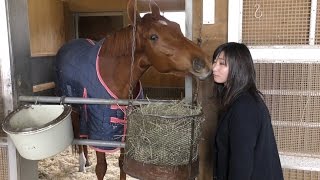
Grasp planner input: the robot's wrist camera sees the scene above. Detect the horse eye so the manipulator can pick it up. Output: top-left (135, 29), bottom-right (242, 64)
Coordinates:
top-left (150, 34), bottom-right (158, 41)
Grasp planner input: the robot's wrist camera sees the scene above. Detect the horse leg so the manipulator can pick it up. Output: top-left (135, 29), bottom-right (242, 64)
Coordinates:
top-left (83, 145), bottom-right (91, 167)
top-left (71, 110), bottom-right (89, 172)
top-left (95, 151), bottom-right (107, 180)
top-left (79, 144), bottom-right (91, 168)
top-left (119, 148), bottom-right (126, 180)
top-left (78, 145), bottom-right (86, 172)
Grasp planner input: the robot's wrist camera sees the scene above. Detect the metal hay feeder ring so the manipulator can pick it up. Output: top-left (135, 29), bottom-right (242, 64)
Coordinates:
top-left (123, 101), bottom-right (205, 180)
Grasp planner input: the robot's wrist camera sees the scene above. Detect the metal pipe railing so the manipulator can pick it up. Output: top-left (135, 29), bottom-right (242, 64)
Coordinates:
top-left (19, 95), bottom-right (179, 149)
top-left (72, 139), bottom-right (125, 148)
top-left (19, 96), bottom-right (178, 106)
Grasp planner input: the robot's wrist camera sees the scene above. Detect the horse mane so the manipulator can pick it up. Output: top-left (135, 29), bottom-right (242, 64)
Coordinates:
top-left (103, 25), bottom-right (135, 57)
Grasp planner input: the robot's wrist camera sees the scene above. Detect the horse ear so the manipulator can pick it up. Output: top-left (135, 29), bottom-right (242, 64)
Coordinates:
top-left (149, 0), bottom-right (161, 17)
top-left (127, 0), bottom-right (141, 24)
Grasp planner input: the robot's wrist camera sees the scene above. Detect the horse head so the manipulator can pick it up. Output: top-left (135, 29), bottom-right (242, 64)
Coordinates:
top-left (127, 0), bottom-right (212, 80)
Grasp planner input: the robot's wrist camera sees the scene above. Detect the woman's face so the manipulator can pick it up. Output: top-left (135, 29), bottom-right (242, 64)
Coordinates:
top-left (212, 51), bottom-right (229, 84)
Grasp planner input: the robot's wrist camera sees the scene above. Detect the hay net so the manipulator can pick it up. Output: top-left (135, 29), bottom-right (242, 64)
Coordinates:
top-left (125, 100), bottom-right (205, 166)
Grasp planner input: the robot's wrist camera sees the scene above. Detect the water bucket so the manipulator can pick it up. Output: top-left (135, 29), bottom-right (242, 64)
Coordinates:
top-left (2, 104), bottom-right (73, 160)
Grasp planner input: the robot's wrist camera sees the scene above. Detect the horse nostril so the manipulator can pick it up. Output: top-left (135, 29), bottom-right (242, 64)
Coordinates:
top-left (192, 58), bottom-right (205, 72)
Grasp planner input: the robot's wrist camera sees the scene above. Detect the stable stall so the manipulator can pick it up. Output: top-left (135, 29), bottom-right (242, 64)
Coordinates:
top-left (1, 0), bottom-right (320, 180)
top-left (0, 0), bottom-right (221, 179)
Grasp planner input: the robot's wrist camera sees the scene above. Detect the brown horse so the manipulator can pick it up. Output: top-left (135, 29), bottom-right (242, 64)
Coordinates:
top-left (54, 0), bottom-right (211, 179)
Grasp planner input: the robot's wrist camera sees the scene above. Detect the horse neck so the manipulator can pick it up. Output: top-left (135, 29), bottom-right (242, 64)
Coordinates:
top-left (98, 27), bottom-right (150, 99)
top-left (98, 49), bottom-right (149, 99)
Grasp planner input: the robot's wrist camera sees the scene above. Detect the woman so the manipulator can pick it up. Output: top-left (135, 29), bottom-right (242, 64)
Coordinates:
top-left (212, 42), bottom-right (283, 180)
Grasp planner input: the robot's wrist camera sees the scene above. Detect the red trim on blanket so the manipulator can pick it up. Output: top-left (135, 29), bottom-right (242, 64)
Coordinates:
top-left (86, 39), bottom-right (95, 45)
top-left (110, 117), bottom-right (126, 124)
top-left (110, 104), bottom-right (126, 110)
top-left (83, 88), bottom-right (88, 122)
top-left (95, 49), bottom-right (143, 100)
top-left (90, 116), bottom-right (127, 153)
top-left (79, 88), bottom-right (89, 138)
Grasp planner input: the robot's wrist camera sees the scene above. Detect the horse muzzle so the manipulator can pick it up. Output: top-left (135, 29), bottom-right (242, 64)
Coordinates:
top-left (191, 58), bottom-right (212, 80)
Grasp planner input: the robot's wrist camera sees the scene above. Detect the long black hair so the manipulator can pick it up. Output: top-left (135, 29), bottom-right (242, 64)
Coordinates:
top-left (212, 42), bottom-right (261, 109)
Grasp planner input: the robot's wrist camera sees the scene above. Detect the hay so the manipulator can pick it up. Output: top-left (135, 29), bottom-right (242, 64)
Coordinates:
top-left (125, 100), bottom-right (204, 166)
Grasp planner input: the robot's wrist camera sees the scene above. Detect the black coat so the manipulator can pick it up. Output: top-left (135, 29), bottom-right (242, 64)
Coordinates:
top-left (213, 92), bottom-right (283, 180)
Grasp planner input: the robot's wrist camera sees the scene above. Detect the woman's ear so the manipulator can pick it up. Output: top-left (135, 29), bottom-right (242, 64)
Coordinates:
top-left (127, 0), bottom-right (141, 24)
top-left (149, 0), bottom-right (161, 18)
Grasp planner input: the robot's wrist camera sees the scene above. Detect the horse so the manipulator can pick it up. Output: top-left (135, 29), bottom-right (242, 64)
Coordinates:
top-left (54, 0), bottom-right (212, 179)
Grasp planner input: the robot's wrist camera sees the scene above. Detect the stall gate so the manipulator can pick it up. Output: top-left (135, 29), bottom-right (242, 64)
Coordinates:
top-left (1, 0), bottom-right (11, 179)
top-left (229, 0), bottom-right (320, 179)
top-left (0, 86), bottom-right (8, 180)
top-left (1, 0), bottom-right (193, 179)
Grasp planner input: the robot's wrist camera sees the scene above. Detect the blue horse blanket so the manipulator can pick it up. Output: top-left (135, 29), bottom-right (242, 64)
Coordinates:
top-left (54, 38), bottom-right (143, 152)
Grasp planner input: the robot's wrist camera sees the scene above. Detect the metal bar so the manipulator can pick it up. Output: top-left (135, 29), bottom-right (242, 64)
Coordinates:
top-left (1, 0), bottom-right (19, 179)
top-left (261, 89), bottom-right (320, 96)
top-left (0, 0), bottom-right (14, 117)
top-left (185, 0), bottom-right (194, 104)
top-left (228, 0), bottom-right (242, 42)
top-left (19, 96), bottom-right (179, 105)
top-left (250, 48), bottom-right (320, 62)
top-left (72, 139), bottom-right (125, 148)
top-left (203, 0), bottom-right (215, 24)
top-left (185, 75), bottom-right (193, 103)
top-left (280, 154), bottom-right (320, 172)
top-left (272, 120), bottom-right (320, 128)
top-left (308, 0), bottom-right (317, 45)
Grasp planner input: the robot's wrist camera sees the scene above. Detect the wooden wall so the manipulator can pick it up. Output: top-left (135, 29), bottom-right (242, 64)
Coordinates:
top-left (192, 1), bottom-right (228, 180)
top-left (192, 0), bottom-right (228, 56)
top-left (28, 0), bottom-right (65, 57)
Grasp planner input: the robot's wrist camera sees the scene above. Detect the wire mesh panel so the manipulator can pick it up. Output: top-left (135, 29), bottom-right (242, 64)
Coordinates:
top-left (255, 63), bottom-right (320, 91)
top-left (0, 146), bottom-right (9, 180)
top-left (283, 168), bottom-right (320, 180)
top-left (273, 124), bottom-right (320, 154)
top-left (242, 0), bottom-right (312, 45)
top-left (255, 63), bottom-right (320, 155)
top-left (238, 0), bottom-right (320, 176)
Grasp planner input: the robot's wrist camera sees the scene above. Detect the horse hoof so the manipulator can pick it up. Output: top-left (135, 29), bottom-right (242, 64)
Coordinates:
top-left (79, 164), bottom-right (86, 172)
top-left (79, 167), bottom-right (86, 173)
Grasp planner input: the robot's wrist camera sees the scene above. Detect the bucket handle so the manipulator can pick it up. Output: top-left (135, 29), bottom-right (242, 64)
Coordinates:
top-left (60, 96), bottom-right (66, 105)
top-left (34, 96), bottom-right (39, 105)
